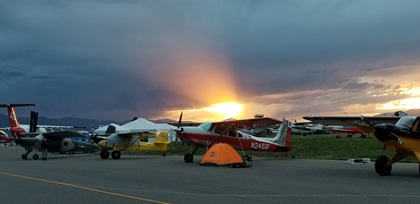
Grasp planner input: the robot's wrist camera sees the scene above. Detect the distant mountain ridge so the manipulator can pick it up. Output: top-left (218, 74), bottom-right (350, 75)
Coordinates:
top-left (0, 113), bottom-right (127, 131)
top-left (0, 114), bottom-right (177, 132)
top-left (2, 109), bottom-right (419, 132)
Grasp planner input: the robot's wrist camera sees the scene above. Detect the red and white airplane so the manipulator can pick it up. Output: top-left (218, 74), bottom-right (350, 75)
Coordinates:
top-left (327, 125), bottom-right (366, 137)
top-left (176, 114), bottom-right (293, 163)
top-left (1, 104), bottom-right (75, 137)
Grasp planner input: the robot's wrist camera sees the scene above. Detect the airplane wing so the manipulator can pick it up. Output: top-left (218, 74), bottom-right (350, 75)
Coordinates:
top-left (117, 131), bottom-right (156, 138)
top-left (37, 125), bottom-right (78, 129)
top-left (212, 117), bottom-right (282, 128)
top-left (42, 130), bottom-right (84, 140)
top-left (302, 116), bottom-right (401, 133)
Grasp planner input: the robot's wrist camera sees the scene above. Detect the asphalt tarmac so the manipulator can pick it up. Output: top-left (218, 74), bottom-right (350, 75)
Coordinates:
top-left (1, 145), bottom-right (420, 204)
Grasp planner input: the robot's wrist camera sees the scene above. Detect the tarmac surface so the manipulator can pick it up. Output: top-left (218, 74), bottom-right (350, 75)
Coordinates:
top-left (1, 145), bottom-right (420, 204)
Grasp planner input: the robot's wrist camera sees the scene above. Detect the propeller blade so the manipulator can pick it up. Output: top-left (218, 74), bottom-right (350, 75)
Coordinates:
top-left (360, 116), bottom-right (376, 127)
top-left (177, 111), bottom-right (183, 128)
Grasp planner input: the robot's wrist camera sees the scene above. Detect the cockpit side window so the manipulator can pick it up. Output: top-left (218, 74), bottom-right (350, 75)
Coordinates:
top-left (213, 124), bottom-right (237, 137)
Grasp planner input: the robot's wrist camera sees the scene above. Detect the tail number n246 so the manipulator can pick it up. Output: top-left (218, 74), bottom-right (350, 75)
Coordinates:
top-left (251, 142), bottom-right (270, 150)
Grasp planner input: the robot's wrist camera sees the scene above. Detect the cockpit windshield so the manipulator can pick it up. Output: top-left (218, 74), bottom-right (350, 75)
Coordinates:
top-left (396, 116), bottom-right (416, 128)
top-left (199, 122), bottom-right (212, 131)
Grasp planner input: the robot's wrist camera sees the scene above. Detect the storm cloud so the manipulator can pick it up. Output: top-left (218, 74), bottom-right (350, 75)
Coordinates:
top-left (1, 0), bottom-right (420, 121)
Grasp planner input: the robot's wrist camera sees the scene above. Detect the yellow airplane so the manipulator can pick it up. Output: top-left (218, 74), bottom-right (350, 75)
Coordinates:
top-left (302, 115), bottom-right (420, 176)
top-left (94, 124), bottom-right (170, 159)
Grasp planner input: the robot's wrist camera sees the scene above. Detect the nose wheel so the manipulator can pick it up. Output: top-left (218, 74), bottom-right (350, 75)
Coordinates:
top-left (375, 155), bottom-right (392, 176)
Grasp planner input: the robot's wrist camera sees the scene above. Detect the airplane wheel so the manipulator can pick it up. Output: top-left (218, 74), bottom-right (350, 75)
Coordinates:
top-left (375, 155), bottom-right (392, 176)
top-left (162, 153), bottom-right (167, 157)
top-left (100, 150), bottom-right (110, 159)
top-left (21, 154), bottom-right (28, 160)
top-left (111, 150), bottom-right (121, 159)
top-left (32, 154), bottom-right (39, 160)
top-left (184, 153), bottom-right (194, 163)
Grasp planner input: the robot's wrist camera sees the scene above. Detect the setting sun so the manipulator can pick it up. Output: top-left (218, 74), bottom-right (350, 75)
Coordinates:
top-left (202, 102), bottom-right (244, 119)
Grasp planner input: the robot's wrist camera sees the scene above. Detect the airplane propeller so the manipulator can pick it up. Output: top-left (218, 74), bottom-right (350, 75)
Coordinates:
top-left (173, 112), bottom-right (184, 141)
top-left (361, 116), bottom-right (402, 144)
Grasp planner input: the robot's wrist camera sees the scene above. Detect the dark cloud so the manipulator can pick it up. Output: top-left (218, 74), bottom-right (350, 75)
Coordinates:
top-left (1, 1), bottom-right (420, 121)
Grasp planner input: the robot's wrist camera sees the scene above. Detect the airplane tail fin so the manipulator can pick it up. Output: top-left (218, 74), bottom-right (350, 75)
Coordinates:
top-left (0, 104), bottom-right (35, 128)
top-left (29, 111), bottom-right (38, 133)
top-left (269, 118), bottom-right (292, 147)
top-left (153, 132), bottom-right (170, 144)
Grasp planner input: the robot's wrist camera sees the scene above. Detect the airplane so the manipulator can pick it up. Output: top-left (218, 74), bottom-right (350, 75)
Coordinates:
top-left (1, 104), bottom-right (78, 137)
top-left (1, 103), bottom-right (98, 160)
top-left (0, 130), bottom-right (14, 146)
top-left (327, 125), bottom-right (366, 137)
top-left (175, 114), bottom-right (293, 163)
top-left (95, 123), bottom-right (170, 159)
top-left (291, 122), bottom-right (329, 135)
top-left (302, 115), bottom-right (420, 175)
top-left (15, 130), bottom-right (99, 160)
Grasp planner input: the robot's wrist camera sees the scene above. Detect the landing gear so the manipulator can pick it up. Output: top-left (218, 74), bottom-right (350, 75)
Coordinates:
top-left (243, 155), bottom-right (253, 161)
top-left (21, 149), bottom-right (32, 160)
top-left (184, 146), bottom-right (199, 163)
top-left (111, 150), bottom-right (121, 159)
top-left (184, 153), bottom-right (194, 163)
top-left (32, 154), bottom-right (39, 160)
top-left (375, 155), bottom-right (392, 176)
top-left (162, 153), bottom-right (167, 157)
top-left (100, 150), bottom-right (110, 159)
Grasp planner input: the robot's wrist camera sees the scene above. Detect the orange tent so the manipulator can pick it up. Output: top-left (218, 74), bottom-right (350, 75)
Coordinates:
top-left (200, 143), bottom-right (248, 167)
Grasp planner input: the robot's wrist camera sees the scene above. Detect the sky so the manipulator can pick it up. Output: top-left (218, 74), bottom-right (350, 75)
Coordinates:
top-left (1, 0), bottom-right (420, 122)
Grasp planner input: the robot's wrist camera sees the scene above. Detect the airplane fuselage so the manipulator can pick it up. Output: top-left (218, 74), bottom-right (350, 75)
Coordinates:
top-left (179, 127), bottom-right (291, 152)
top-left (15, 137), bottom-right (98, 153)
top-left (98, 134), bottom-right (168, 152)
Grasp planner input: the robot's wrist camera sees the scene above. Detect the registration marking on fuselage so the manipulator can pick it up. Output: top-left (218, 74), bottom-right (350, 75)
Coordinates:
top-left (0, 171), bottom-right (171, 204)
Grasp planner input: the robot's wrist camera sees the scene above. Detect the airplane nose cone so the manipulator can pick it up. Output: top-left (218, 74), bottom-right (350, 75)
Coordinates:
top-left (373, 124), bottom-right (396, 142)
top-left (98, 140), bottom-right (107, 148)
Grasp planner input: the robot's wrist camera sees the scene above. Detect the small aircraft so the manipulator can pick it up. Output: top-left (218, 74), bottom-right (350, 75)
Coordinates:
top-left (1, 103), bottom-right (98, 159)
top-left (175, 114), bottom-right (293, 163)
top-left (0, 130), bottom-right (14, 146)
top-left (95, 124), bottom-right (170, 159)
top-left (291, 122), bottom-right (329, 135)
top-left (302, 115), bottom-right (420, 175)
top-left (327, 125), bottom-right (366, 137)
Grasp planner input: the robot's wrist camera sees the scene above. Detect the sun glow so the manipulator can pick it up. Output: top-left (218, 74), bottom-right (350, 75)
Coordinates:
top-left (202, 102), bottom-right (244, 119)
top-left (378, 97), bottom-right (420, 110)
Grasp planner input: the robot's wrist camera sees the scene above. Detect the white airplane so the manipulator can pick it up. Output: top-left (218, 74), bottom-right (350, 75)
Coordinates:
top-left (91, 118), bottom-right (175, 159)
top-left (291, 122), bottom-right (329, 135)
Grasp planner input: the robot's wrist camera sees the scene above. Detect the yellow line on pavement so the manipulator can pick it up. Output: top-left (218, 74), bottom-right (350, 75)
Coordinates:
top-left (0, 171), bottom-right (172, 204)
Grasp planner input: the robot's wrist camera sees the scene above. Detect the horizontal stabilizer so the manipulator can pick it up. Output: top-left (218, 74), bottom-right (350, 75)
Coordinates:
top-left (0, 104), bottom-right (35, 108)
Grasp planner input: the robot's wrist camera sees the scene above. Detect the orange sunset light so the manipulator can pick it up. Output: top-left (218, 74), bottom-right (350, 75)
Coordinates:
top-left (202, 102), bottom-right (244, 119)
